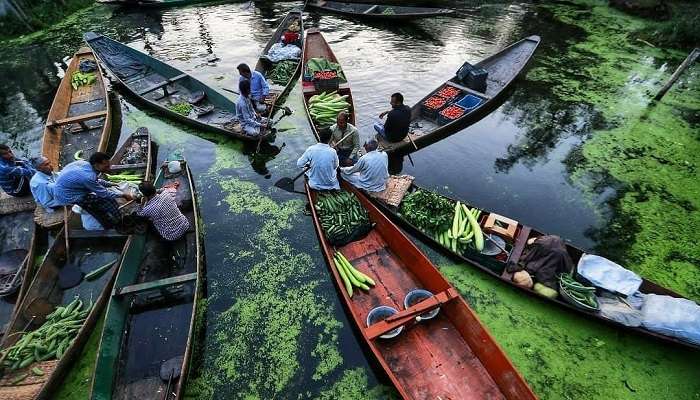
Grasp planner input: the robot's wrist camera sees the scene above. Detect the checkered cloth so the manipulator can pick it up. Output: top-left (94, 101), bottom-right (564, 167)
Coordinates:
top-left (137, 190), bottom-right (189, 241)
top-left (79, 193), bottom-right (121, 229)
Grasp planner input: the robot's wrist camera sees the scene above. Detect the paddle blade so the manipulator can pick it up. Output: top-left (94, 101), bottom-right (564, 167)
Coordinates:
top-left (274, 177), bottom-right (296, 192)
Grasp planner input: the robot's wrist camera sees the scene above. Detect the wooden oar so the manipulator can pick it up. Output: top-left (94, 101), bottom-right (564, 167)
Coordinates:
top-left (274, 130), bottom-right (356, 193)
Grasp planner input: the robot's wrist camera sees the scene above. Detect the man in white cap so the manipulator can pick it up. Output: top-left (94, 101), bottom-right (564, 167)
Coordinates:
top-left (29, 156), bottom-right (60, 212)
top-left (340, 139), bottom-right (389, 193)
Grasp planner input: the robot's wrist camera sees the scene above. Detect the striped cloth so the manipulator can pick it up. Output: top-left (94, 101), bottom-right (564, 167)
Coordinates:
top-left (137, 190), bottom-right (189, 241)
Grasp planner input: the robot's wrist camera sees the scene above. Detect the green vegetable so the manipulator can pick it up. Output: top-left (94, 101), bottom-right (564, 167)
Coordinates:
top-left (71, 71), bottom-right (96, 90)
top-left (334, 255), bottom-right (353, 298)
top-left (559, 274), bottom-right (599, 309)
top-left (74, 150), bottom-right (84, 160)
top-left (267, 60), bottom-right (298, 85)
top-left (12, 373), bottom-right (29, 384)
top-left (307, 91), bottom-right (350, 127)
top-left (315, 191), bottom-right (370, 243)
top-left (84, 260), bottom-right (116, 281)
top-left (463, 206), bottom-right (484, 251)
top-left (31, 367), bottom-right (44, 376)
top-left (167, 102), bottom-right (193, 116)
top-left (534, 283), bottom-right (559, 299)
top-left (399, 189), bottom-right (453, 235)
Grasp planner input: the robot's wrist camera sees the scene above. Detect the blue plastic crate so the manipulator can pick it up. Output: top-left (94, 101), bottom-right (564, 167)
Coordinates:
top-left (455, 94), bottom-right (483, 111)
top-left (437, 104), bottom-right (467, 126)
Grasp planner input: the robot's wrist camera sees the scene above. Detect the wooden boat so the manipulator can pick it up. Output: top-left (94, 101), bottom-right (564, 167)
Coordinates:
top-left (366, 181), bottom-right (700, 350)
top-left (254, 9), bottom-right (304, 118)
top-left (306, 1), bottom-right (454, 20)
top-left (84, 32), bottom-right (267, 143)
top-left (90, 158), bottom-right (204, 400)
top-left (301, 28), bottom-right (356, 140)
top-left (306, 180), bottom-right (537, 399)
top-left (42, 47), bottom-right (112, 170)
top-left (96, 0), bottom-right (218, 8)
top-left (108, 127), bottom-right (154, 183)
top-left (0, 216), bottom-right (131, 399)
top-left (378, 35), bottom-right (541, 156)
top-left (0, 194), bottom-right (38, 342)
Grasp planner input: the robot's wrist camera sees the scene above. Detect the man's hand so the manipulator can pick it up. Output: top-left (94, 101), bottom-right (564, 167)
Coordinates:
top-left (379, 111), bottom-right (389, 119)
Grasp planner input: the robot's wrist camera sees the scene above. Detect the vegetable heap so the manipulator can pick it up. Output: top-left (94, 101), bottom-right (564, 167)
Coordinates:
top-left (167, 102), bottom-right (193, 116)
top-left (436, 201), bottom-right (484, 253)
top-left (381, 7), bottom-right (396, 15)
top-left (313, 70), bottom-right (338, 81)
top-left (399, 189), bottom-right (453, 235)
top-left (436, 86), bottom-right (461, 100)
top-left (1, 296), bottom-right (91, 373)
top-left (334, 251), bottom-right (375, 298)
top-left (308, 91), bottom-right (350, 127)
top-left (423, 96), bottom-right (447, 110)
top-left (105, 171), bottom-right (144, 184)
top-left (315, 191), bottom-right (369, 243)
top-left (559, 274), bottom-right (599, 310)
top-left (268, 60), bottom-right (298, 85)
top-left (71, 71), bottom-right (96, 90)
top-left (439, 105), bottom-right (466, 121)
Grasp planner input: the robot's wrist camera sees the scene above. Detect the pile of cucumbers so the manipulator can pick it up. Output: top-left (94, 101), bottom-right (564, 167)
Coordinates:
top-left (333, 251), bottom-right (375, 298)
top-left (308, 91), bottom-right (350, 127)
top-left (559, 274), bottom-right (599, 311)
top-left (1, 296), bottom-right (91, 373)
top-left (315, 191), bottom-right (370, 243)
top-left (71, 71), bottom-right (96, 90)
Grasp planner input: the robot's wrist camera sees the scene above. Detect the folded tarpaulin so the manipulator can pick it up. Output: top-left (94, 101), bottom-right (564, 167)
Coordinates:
top-left (577, 254), bottom-right (642, 297)
top-left (306, 57), bottom-right (347, 82)
top-left (265, 43), bottom-right (301, 63)
top-left (641, 294), bottom-right (700, 345)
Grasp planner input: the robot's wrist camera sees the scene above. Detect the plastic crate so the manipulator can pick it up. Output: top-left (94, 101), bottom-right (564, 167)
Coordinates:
top-left (314, 77), bottom-right (339, 92)
top-left (421, 95), bottom-right (448, 120)
top-left (456, 62), bottom-right (488, 92)
top-left (435, 85), bottom-right (462, 101)
top-left (455, 94), bottom-right (483, 111)
top-left (437, 104), bottom-right (467, 126)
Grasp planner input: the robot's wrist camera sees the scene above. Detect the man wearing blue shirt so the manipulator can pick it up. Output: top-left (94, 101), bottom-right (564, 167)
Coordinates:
top-left (237, 63), bottom-right (270, 113)
top-left (29, 156), bottom-right (60, 212)
top-left (54, 152), bottom-right (134, 229)
top-left (297, 129), bottom-right (339, 191)
top-left (341, 140), bottom-right (389, 193)
top-left (0, 144), bottom-right (35, 197)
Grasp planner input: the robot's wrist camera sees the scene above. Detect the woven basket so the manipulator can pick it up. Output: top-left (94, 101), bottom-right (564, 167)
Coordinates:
top-left (0, 360), bottom-right (58, 400)
top-left (370, 175), bottom-right (415, 207)
top-left (33, 207), bottom-right (64, 229)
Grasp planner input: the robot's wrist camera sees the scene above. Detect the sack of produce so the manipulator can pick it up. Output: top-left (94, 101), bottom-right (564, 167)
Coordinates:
top-left (641, 294), bottom-right (700, 345)
top-left (513, 270), bottom-right (533, 288)
top-left (577, 254), bottom-right (642, 297)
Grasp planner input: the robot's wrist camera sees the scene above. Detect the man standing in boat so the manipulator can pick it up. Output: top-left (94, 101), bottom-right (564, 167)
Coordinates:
top-left (329, 111), bottom-right (360, 166)
top-left (374, 93), bottom-right (411, 143)
top-left (54, 152), bottom-right (134, 229)
top-left (297, 128), bottom-right (339, 191)
top-left (0, 144), bottom-right (35, 197)
top-left (29, 156), bottom-right (60, 212)
top-left (340, 139), bottom-right (389, 193)
top-left (237, 63), bottom-right (270, 113)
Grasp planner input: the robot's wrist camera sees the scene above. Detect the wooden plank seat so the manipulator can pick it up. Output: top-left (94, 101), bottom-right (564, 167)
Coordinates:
top-left (138, 73), bottom-right (188, 96)
top-left (446, 80), bottom-right (491, 100)
top-left (46, 110), bottom-right (108, 131)
top-left (502, 226), bottom-right (532, 280)
top-left (116, 272), bottom-right (197, 296)
top-left (364, 287), bottom-right (460, 340)
top-left (69, 229), bottom-right (125, 239)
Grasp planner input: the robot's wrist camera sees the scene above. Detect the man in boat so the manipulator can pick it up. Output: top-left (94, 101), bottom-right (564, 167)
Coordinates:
top-left (54, 152), bottom-right (134, 229)
top-left (237, 63), bottom-right (270, 113)
top-left (329, 111), bottom-right (360, 167)
top-left (0, 144), bottom-right (35, 197)
top-left (236, 79), bottom-right (269, 137)
top-left (29, 156), bottom-right (60, 212)
top-left (137, 181), bottom-right (190, 241)
top-left (340, 139), bottom-right (389, 193)
top-left (374, 92), bottom-right (411, 143)
top-left (297, 128), bottom-right (340, 191)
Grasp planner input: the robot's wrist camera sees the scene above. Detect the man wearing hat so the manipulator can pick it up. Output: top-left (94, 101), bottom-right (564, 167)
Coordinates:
top-left (340, 139), bottom-right (389, 193)
top-left (29, 156), bottom-right (60, 212)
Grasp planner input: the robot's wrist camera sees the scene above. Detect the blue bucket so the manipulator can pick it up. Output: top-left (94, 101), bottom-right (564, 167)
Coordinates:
top-left (455, 94), bottom-right (483, 111)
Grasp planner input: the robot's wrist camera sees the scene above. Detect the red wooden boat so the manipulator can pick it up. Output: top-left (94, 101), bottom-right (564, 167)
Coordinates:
top-left (306, 180), bottom-right (537, 399)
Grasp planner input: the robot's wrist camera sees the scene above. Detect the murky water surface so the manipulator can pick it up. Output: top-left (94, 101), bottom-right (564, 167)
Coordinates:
top-left (1, 1), bottom-right (699, 399)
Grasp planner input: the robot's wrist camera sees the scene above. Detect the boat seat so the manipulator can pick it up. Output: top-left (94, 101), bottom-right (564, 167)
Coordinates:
top-left (502, 226), bottom-right (532, 280)
top-left (46, 110), bottom-right (108, 132)
top-left (138, 73), bottom-right (188, 96)
top-left (364, 287), bottom-right (460, 340)
top-left (363, 5), bottom-right (379, 14)
top-left (446, 81), bottom-right (491, 100)
top-left (110, 163), bottom-right (147, 171)
top-left (116, 272), bottom-right (197, 297)
top-left (69, 229), bottom-right (124, 239)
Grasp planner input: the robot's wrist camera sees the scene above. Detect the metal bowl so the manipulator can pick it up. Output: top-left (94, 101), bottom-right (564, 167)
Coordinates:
top-left (366, 306), bottom-right (403, 339)
top-left (403, 289), bottom-right (440, 321)
top-left (559, 282), bottom-right (600, 312)
top-left (481, 234), bottom-right (507, 256)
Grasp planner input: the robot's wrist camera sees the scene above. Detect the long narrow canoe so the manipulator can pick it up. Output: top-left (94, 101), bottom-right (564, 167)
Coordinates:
top-left (91, 158), bottom-right (204, 400)
top-left (306, 1), bottom-right (454, 20)
top-left (97, 0), bottom-right (217, 7)
top-left (254, 9), bottom-right (304, 118)
top-left (301, 28), bottom-right (356, 140)
top-left (84, 32), bottom-right (266, 143)
top-left (378, 35), bottom-right (540, 156)
top-left (0, 194), bottom-right (38, 341)
top-left (0, 217), bottom-right (130, 399)
top-left (108, 127), bottom-right (154, 183)
top-left (42, 47), bottom-right (112, 170)
top-left (306, 180), bottom-right (537, 399)
top-left (367, 181), bottom-right (700, 350)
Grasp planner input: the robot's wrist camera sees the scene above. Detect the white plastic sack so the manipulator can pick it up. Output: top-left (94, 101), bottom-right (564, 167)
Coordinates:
top-left (266, 43), bottom-right (301, 63)
top-left (641, 294), bottom-right (700, 345)
top-left (577, 254), bottom-right (642, 297)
